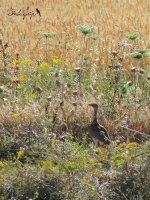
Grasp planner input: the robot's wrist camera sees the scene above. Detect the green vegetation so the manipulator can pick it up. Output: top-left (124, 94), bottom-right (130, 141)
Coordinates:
top-left (0, 1), bottom-right (150, 198)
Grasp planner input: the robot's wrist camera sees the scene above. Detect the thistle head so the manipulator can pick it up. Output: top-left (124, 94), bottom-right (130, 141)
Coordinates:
top-left (77, 25), bottom-right (96, 36)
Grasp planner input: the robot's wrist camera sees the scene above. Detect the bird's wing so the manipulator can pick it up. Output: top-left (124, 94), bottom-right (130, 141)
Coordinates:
top-left (97, 125), bottom-right (110, 142)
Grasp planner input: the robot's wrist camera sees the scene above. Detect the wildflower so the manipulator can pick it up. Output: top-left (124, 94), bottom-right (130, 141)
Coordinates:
top-left (38, 62), bottom-right (51, 73)
top-left (12, 59), bottom-right (21, 65)
top-left (72, 90), bottom-right (78, 96)
top-left (56, 79), bottom-right (61, 87)
top-left (108, 64), bottom-right (113, 69)
top-left (52, 58), bottom-right (63, 64)
top-left (143, 50), bottom-right (150, 57)
top-left (124, 151), bottom-right (131, 161)
top-left (82, 178), bottom-right (90, 184)
top-left (131, 67), bottom-right (136, 73)
top-left (0, 160), bottom-right (4, 167)
top-left (114, 63), bottom-right (122, 70)
top-left (127, 81), bottom-right (133, 86)
top-left (51, 56), bottom-right (63, 64)
top-left (77, 25), bottom-right (96, 35)
top-left (51, 56), bottom-right (58, 59)
top-left (118, 57), bottom-right (123, 62)
top-left (19, 75), bottom-right (28, 81)
top-left (11, 112), bottom-right (20, 118)
top-left (125, 32), bottom-right (139, 40)
top-left (39, 31), bottom-right (54, 38)
top-left (111, 51), bottom-right (118, 57)
top-left (125, 142), bottom-right (137, 150)
top-left (72, 102), bottom-right (77, 106)
top-left (47, 95), bottom-right (52, 101)
top-left (34, 87), bottom-right (42, 93)
top-left (17, 149), bottom-right (25, 159)
top-left (0, 86), bottom-right (4, 93)
top-left (66, 83), bottom-right (71, 88)
top-left (12, 78), bottom-right (20, 84)
top-left (74, 67), bottom-right (81, 73)
top-left (130, 51), bottom-right (143, 59)
top-left (130, 50), bottom-right (150, 60)
top-left (89, 34), bottom-right (102, 41)
top-left (138, 69), bottom-right (145, 74)
top-left (21, 59), bottom-right (33, 66)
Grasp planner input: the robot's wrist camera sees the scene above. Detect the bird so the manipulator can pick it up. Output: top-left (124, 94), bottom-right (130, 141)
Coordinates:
top-left (88, 103), bottom-right (110, 147)
top-left (36, 8), bottom-right (41, 17)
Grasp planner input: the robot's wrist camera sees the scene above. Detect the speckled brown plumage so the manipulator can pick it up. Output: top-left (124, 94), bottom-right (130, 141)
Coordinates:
top-left (88, 103), bottom-right (110, 146)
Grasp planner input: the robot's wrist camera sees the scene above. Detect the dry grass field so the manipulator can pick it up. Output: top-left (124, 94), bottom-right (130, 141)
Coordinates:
top-left (0, 0), bottom-right (150, 59)
top-left (0, 1), bottom-right (150, 199)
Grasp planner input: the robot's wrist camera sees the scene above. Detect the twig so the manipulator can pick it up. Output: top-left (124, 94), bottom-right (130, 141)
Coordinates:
top-left (131, 151), bottom-right (150, 160)
top-left (120, 125), bottom-right (150, 139)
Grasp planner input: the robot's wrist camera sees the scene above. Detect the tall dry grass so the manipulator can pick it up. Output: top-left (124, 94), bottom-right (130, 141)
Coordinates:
top-left (0, 0), bottom-right (150, 60)
top-left (0, 0), bottom-right (150, 141)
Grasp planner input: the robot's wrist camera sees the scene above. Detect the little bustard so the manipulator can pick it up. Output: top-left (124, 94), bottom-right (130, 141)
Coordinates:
top-left (88, 103), bottom-right (110, 146)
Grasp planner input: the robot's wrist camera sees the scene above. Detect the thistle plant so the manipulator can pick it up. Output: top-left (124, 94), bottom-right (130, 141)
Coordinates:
top-left (130, 50), bottom-right (150, 102)
top-left (77, 25), bottom-right (96, 36)
top-left (125, 32), bottom-right (139, 50)
top-left (89, 34), bottom-right (102, 41)
top-left (130, 50), bottom-right (150, 59)
top-left (0, 39), bottom-right (9, 76)
top-left (39, 31), bottom-right (54, 62)
top-left (125, 32), bottom-right (139, 41)
top-left (76, 25), bottom-right (97, 96)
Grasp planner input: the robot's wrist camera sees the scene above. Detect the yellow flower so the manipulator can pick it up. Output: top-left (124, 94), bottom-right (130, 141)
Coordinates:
top-left (20, 60), bottom-right (33, 66)
top-left (124, 152), bottom-right (131, 161)
top-left (19, 75), bottom-right (28, 81)
top-left (12, 60), bottom-right (20, 65)
top-left (125, 142), bottom-right (137, 150)
top-left (51, 56), bottom-right (63, 64)
top-left (52, 59), bottom-right (63, 65)
top-left (0, 161), bottom-right (4, 167)
top-left (51, 56), bottom-right (58, 59)
top-left (82, 178), bottom-right (90, 184)
top-left (17, 150), bottom-right (25, 159)
top-left (11, 112), bottom-right (20, 118)
top-left (38, 62), bottom-right (51, 73)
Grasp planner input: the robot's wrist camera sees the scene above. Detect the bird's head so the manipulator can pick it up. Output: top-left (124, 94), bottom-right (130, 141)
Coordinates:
top-left (88, 103), bottom-right (98, 109)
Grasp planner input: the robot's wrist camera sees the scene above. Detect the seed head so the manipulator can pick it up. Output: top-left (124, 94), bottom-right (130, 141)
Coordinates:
top-left (77, 25), bottom-right (96, 35)
top-left (131, 67), bottom-right (136, 73)
top-left (114, 63), bottom-right (122, 70)
top-left (75, 67), bottom-right (81, 73)
top-left (60, 101), bottom-right (64, 107)
top-left (111, 51), bottom-right (118, 57)
top-left (139, 69), bottom-right (145, 74)
top-left (66, 83), bottom-right (71, 88)
top-left (47, 95), bottom-right (52, 101)
top-left (127, 81), bottom-right (133, 87)
top-left (34, 87), bottom-right (42, 93)
top-left (56, 80), bottom-right (61, 87)
top-left (108, 64), bottom-right (113, 69)
top-left (0, 87), bottom-right (4, 93)
top-left (13, 79), bottom-right (20, 84)
top-left (72, 102), bottom-right (77, 106)
top-left (118, 57), bottom-right (123, 62)
top-left (147, 76), bottom-right (150, 81)
top-left (72, 90), bottom-right (78, 96)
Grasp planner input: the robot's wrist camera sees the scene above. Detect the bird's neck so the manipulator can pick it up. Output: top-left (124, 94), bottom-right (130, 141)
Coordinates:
top-left (92, 108), bottom-right (98, 124)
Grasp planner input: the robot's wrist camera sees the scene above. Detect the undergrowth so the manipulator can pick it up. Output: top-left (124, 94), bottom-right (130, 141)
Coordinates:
top-left (0, 21), bottom-right (150, 199)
